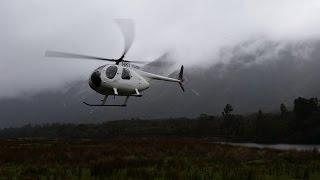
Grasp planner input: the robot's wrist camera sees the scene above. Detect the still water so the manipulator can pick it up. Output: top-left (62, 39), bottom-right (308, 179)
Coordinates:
top-left (217, 142), bottom-right (320, 152)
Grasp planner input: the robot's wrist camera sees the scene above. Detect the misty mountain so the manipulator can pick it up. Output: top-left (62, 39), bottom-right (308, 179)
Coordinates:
top-left (1, 39), bottom-right (320, 128)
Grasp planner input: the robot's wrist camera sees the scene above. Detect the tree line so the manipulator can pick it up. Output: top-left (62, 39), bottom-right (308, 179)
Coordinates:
top-left (0, 97), bottom-right (320, 144)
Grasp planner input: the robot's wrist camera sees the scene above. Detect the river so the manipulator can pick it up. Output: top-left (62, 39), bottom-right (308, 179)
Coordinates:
top-left (217, 142), bottom-right (320, 152)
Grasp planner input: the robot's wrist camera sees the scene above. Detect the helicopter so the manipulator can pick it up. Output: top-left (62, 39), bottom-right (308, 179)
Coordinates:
top-left (45, 20), bottom-right (184, 107)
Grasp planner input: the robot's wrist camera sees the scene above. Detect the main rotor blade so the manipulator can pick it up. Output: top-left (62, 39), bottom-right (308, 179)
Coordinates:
top-left (45, 51), bottom-right (117, 62)
top-left (141, 52), bottom-right (177, 75)
top-left (122, 60), bottom-right (148, 64)
top-left (144, 52), bottom-right (176, 67)
top-left (114, 19), bottom-right (135, 60)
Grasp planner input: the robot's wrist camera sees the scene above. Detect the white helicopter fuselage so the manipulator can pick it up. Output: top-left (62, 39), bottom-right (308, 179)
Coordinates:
top-left (89, 63), bottom-right (181, 96)
top-left (45, 19), bottom-right (184, 106)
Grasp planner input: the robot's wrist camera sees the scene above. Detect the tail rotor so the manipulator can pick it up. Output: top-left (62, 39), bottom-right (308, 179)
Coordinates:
top-left (178, 65), bottom-right (185, 92)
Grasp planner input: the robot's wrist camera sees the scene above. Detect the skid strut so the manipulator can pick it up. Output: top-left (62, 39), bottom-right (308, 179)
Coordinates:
top-left (101, 95), bottom-right (108, 105)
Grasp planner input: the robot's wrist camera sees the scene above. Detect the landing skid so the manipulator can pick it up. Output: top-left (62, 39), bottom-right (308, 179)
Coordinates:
top-left (83, 102), bottom-right (126, 107)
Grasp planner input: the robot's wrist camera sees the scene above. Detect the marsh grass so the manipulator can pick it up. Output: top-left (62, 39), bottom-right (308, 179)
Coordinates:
top-left (0, 138), bottom-right (319, 179)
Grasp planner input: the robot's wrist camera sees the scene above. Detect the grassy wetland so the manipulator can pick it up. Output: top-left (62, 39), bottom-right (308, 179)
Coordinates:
top-left (1, 97), bottom-right (320, 179)
top-left (0, 138), bottom-right (319, 180)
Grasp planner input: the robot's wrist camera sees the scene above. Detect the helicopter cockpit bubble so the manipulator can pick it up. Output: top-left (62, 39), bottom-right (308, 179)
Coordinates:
top-left (89, 65), bottom-right (105, 89)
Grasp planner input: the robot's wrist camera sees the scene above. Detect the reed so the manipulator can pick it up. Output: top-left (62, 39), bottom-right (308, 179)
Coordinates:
top-left (0, 138), bottom-right (319, 179)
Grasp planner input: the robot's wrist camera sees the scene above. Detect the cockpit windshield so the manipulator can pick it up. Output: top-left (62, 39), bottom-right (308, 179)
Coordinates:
top-left (106, 66), bottom-right (118, 79)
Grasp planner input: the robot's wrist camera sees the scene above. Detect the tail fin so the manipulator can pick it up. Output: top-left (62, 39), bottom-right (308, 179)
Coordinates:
top-left (178, 65), bottom-right (185, 92)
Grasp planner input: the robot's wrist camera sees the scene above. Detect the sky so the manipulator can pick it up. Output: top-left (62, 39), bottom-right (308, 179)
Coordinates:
top-left (1, 0), bottom-right (320, 99)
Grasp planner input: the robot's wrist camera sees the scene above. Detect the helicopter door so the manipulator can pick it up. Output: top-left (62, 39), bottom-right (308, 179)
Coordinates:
top-left (121, 68), bottom-right (131, 80)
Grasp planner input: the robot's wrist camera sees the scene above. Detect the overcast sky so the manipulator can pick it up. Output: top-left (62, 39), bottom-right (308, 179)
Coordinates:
top-left (1, 0), bottom-right (320, 99)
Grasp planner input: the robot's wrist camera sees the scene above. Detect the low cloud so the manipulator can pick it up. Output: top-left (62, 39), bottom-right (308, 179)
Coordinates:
top-left (1, 0), bottom-right (320, 99)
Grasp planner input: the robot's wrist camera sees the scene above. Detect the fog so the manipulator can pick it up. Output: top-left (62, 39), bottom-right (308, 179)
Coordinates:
top-left (1, 0), bottom-right (320, 99)
top-left (1, 0), bottom-right (320, 128)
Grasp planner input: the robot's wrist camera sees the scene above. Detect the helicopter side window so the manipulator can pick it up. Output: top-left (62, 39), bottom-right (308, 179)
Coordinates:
top-left (122, 68), bottom-right (131, 80)
top-left (105, 66), bottom-right (118, 79)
